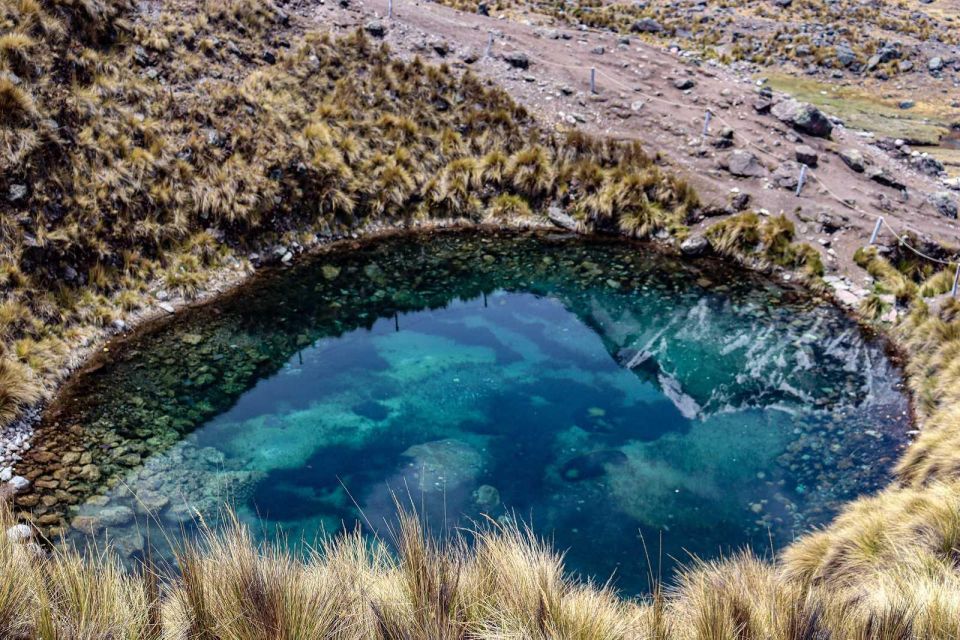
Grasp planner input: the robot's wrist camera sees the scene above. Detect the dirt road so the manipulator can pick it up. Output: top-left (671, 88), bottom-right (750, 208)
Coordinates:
top-left (308, 0), bottom-right (959, 291)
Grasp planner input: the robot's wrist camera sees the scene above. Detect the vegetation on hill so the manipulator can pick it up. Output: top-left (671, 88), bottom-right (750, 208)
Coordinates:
top-left (4, 0), bottom-right (960, 638)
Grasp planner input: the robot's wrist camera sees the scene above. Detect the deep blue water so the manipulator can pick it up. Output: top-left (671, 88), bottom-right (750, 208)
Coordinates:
top-left (23, 231), bottom-right (910, 594)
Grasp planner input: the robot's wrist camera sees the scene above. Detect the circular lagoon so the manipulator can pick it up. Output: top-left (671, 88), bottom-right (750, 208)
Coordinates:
top-left (18, 230), bottom-right (909, 594)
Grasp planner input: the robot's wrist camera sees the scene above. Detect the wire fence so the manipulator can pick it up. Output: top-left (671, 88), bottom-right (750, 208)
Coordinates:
top-left (383, 1), bottom-right (960, 271)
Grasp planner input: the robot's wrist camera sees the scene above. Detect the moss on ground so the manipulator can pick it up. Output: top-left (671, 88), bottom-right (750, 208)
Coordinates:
top-left (764, 73), bottom-right (959, 145)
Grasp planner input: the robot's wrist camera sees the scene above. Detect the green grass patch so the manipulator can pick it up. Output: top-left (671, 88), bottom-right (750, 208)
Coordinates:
top-left (763, 73), bottom-right (959, 145)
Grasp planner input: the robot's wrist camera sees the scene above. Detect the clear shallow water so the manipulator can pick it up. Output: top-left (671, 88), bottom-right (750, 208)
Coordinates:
top-left (19, 231), bottom-right (909, 594)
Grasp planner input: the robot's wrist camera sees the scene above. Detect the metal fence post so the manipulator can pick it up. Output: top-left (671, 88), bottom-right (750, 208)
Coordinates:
top-left (869, 217), bottom-right (883, 245)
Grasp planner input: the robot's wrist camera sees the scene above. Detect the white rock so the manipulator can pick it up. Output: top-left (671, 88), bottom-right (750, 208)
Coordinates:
top-left (8, 476), bottom-right (29, 493)
top-left (0, 467), bottom-right (11, 482)
top-left (6, 524), bottom-right (31, 543)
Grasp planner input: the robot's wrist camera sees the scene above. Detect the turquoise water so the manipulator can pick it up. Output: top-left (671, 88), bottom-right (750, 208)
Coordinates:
top-left (21, 231), bottom-right (909, 594)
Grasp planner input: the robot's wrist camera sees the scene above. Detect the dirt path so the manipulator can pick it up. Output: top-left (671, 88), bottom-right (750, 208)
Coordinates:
top-left (310, 0), bottom-right (960, 292)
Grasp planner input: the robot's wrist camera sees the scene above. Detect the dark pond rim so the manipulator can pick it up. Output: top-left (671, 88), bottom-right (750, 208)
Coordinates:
top-left (40, 226), bottom-right (915, 430)
top-left (26, 225), bottom-right (917, 559)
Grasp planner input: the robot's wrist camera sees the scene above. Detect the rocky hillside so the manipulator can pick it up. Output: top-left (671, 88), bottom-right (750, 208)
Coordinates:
top-left (459, 0), bottom-right (960, 82)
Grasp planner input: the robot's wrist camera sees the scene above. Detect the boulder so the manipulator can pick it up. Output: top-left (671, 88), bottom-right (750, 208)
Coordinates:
top-left (723, 150), bottom-right (766, 177)
top-left (929, 57), bottom-right (944, 72)
top-left (673, 77), bottom-right (695, 90)
top-left (730, 191), bottom-right (751, 211)
top-left (631, 18), bottom-right (663, 33)
top-left (711, 126), bottom-right (734, 149)
top-left (911, 155), bottom-right (944, 177)
top-left (835, 44), bottom-right (857, 68)
top-left (795, 144), bottom-right (818, 166)
top-left (839, 148), bottom-right (866, 172)
top-left (866, 166), bottom-right (906, 191)
top-left (931, 192), bottom-right (958, 218)
top-left (771, 100), bottom-right (833, 138)
top-left (364, 20), bottom-right (386, 38)
top-left (877, 45), bottom-right (901, 63)
top-left (503, 52), bottom-right (529, 69)
top-left (680, 235), bottom-right (710, 256)
top-left (7, 184), bottom-right (27, 202)
top-left (430, 39), bottom-right (451, 57)
top-left (547, 204), bottom-right (578, 231)
top-left (6, 524), bottom-right (32, 543)
top-left (772, 161), bottom-right (804, 189)
top-left (816, 212), bottom-right (845, 233)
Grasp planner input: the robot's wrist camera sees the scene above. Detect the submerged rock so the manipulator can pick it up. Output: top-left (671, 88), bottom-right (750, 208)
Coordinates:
top-left (71, 505), bottom-right (135, 534)
top-left (560, 450), bottom-right (628, 481)
top-left (401, 439), bottom-right (484, 491)
top-left (473, 484), bottom-right (501, 510)
top-left (321, 264), bottom-right (341, 280)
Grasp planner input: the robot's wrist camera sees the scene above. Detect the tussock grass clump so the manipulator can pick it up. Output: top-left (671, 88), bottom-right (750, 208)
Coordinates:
top-left (854, 246), bottom-right (918, 304)
top-left (0, 505), bottom-right (649, 639)
top-left (705, 212), bottom-right (823, 277)
top-left (0, 357), bottom-right (42, 425)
